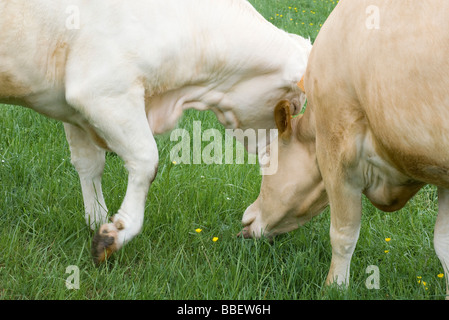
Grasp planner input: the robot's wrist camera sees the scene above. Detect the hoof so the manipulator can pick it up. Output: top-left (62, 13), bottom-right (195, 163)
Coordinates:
top-left (91, 223), bottom-right (120, 265)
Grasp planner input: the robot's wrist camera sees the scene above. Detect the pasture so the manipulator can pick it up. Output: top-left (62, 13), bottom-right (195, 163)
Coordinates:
top-left (0, 0), bottom-right (447, 300)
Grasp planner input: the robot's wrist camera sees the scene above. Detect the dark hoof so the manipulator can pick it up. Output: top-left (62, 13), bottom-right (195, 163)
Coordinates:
top-left (91, 223), bottom-right (119, 265)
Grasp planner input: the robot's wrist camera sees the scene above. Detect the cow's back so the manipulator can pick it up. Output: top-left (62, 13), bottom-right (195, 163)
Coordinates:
top-left (0, 0), bottom-right (296, 108)
top-left (308, 0), bottom-right (449, 187)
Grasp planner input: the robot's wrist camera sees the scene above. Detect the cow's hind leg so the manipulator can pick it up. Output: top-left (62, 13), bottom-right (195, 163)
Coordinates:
top-left (436, 187), bottom-right (449, 299)
top-left (64, 123), bottom-right (108, 229)
top-left (66, 82), bottom-right (158, 265)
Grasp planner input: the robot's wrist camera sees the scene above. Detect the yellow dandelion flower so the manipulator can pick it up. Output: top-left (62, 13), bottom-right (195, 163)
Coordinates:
top-left (384, 250), bottom-right (389, 253)
top-left (438, 273), bottom-right (444, 278)
top-left (195, 228), bottom-right (202, 233)
top-left (172, 161), bottom-right (177, 165)
top-left (385, 237), bottom-right (391, 242)
top-left (212, 237), bottom-right (219, 242)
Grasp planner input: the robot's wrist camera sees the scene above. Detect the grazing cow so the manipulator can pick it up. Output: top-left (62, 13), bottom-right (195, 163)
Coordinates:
top-left (241, 0), bottom-right (449, 298)
top-left (0, 0), bottom-right (311, 264)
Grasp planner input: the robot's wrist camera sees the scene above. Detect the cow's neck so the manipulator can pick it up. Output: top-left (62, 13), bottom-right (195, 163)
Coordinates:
top-left (145, 17), bottom-right (305, 135)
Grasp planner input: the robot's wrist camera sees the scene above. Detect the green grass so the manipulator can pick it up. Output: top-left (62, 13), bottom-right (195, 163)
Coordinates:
top-left (0, 0), bottom-right (447, 300)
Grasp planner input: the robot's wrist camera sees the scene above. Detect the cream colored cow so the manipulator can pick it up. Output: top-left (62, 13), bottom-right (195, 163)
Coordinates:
top-left (241, 0), bottom-right (449, 298)
top-left (0, 0), bottom-right (311, 263)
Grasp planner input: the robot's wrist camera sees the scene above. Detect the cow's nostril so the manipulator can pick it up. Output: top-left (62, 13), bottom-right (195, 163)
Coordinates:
top-left (237, 226), bottom-right (253, 239)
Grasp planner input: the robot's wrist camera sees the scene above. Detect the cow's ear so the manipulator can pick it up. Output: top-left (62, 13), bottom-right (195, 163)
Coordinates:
top-left (274, 100), bottom-right (292, 141)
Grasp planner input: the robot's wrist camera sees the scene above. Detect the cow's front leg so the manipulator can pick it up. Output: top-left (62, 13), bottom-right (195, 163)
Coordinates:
top-left (316, 132), bottom-right (362, 287)
top-left (64, 123), bottom-right (108, 229)
top-left (66, 82), bottom-right (158, 265)
top-left (325, 181), bottom-right (362, 287)
top-left (90, 117), bottom-right (158, 265)
top-left (435, 187), bottom-right (449, 299)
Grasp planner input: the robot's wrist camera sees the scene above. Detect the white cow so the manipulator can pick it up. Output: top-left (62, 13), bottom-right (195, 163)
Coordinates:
top-left (0, 0), bottom-right (311, 263)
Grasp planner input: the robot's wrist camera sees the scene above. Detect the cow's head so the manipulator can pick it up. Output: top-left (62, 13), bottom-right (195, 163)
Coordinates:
top-left (240, 100), bottom-right (329, 238)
